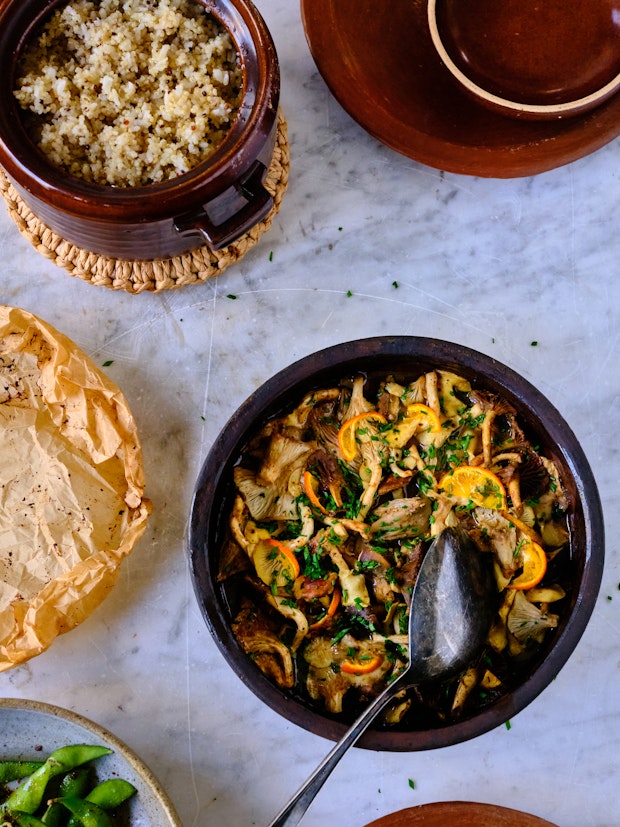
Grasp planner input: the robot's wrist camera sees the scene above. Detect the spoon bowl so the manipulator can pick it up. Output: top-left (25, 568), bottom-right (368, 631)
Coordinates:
top-left (408, 527), bottom-right (496, 682)
top-left (267, 527), bottom-right (495, 827)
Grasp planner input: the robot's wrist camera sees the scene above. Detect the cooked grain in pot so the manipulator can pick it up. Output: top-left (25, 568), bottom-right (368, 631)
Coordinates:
top-left (13, 0), bottom-right (243, 187)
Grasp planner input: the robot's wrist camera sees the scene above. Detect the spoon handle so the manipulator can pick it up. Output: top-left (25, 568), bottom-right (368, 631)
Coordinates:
top-left (267, 676), bottom-right (406, 827)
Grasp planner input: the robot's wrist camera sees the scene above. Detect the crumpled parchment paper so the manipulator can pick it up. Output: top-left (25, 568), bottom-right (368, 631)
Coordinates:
top-left (0, 305), bottom-right (151, 671)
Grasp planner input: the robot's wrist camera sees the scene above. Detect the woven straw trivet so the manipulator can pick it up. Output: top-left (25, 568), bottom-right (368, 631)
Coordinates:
top-left (0, 111), bottom-right (289, 293)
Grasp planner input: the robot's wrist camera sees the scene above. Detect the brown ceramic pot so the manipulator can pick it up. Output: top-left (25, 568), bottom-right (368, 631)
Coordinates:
top-left (0, 0), bottom-right (280, 259)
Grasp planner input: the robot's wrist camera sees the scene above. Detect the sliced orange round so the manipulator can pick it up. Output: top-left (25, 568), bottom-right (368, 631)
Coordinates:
top-left (309, 588), bottom-right (341, 629)
top-left (337, 411), bottom-right (387, 461)
top-left (253, 538), bottom-right (300, 590)
top-left (438, 465), bottom-right (507, 510)
top-left (302, 470), bottom-right (328, 514)
top-left (340, 652), bottom-right (383, 675)
top-left (508, 538), bottom-right (547, 590)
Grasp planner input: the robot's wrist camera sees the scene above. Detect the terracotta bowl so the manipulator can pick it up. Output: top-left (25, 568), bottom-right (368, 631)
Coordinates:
top-left (187, 337), bottom-right (604, 751)
top-left (428, 0), bottom-right (620, 120)
top-left (363, 801), bottom-right (559, 827)
top-left (0, 0), bottom-right (279, 259)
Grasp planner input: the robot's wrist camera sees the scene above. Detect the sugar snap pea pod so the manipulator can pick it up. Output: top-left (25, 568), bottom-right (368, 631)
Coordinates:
top-left (59, 768), bottom-right (92, 799)
top-left (65, 778), bottom-right (137, 827)
top-left (41, 771), bottom-right (92, 827)
top-left (41, 801), bottom-right (64, 827)
top-left (1, 746), bottom-right (112, 815)
top-left (52, 796), bottom-right (112, 827)
top-left (0, 763), bottom-right (43, 785)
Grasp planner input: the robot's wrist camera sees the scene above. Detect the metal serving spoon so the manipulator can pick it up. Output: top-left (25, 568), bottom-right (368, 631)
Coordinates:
top-left (267, 526), bottom-right (495, 827)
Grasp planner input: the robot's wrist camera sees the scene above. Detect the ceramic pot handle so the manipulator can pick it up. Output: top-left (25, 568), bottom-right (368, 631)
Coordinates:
top-left (174, 160), bottom-right (273, 251)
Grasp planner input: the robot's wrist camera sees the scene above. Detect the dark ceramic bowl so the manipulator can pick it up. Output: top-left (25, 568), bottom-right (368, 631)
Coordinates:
top-left (188, 337), bottom-right (604, 751)
top-left (0, 0), bottom-right (279, 258)
top-left (428, 0), bottom-right (620, 120)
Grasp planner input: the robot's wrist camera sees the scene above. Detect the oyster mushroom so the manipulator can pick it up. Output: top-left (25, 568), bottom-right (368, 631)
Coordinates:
top-left (368, 497), bottom-right (432, 542)
top-left (306, 448), bottom-right (346, 508)
top-left (451, 666), bottom-right (479, 716)
top-left (356, 542), bottom-right (396, 606)
top-left (469, 390), bottom-right (517, 468)
top-left (266, 594), bottom-right (309, 651)
top-left (257, 430), bottom-right (314, 488)
top-left (357, 438), bottom-right (389, 519)
top-left (340, 375), bottom-right (375, 422)
top-left (394, 541), bottom-right (425, 604)
top-left (303, 633), bottom-right (392, 714)
top-left (232, 599), bottom-right (295, 688)
top-left (234, 430), bottom-right (315, 521)
top-left (472, 507), bottom-right (518, 579)
top-left (283, 387), bottom-right (341, 430)
top-left (506, 590), bottom-right (559, 644)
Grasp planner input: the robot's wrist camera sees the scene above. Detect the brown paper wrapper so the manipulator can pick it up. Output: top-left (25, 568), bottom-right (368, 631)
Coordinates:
top-left (0, 305), bottom-right (151, 670)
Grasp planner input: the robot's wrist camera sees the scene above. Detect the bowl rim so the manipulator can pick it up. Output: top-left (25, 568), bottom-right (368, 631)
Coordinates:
top-left (0, 697), bottom-right (183, 826)
top-left (427, 0), bottom-right (620, 119)
top-left (187, 336), bottom-right (605, 751)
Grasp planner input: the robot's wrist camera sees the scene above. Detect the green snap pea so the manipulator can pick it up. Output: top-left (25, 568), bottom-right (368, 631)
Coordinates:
top-left (0, 763), bottom-right (43, 785)
top-left (65, 778), bottom-right (137, 827)
top-left (40, 765), bottom-right (91, 825)
top-left (58, 768), bottom-right (92, 799)
top-left (40, 801), bottom-right (64, 827)
top-left (1, 746), bottom-right (112, 815)
top-left (53, 796), bottom-right (112, 827)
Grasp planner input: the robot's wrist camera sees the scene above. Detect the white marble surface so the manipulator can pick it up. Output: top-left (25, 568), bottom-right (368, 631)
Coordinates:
top-left (1, 2), bottom-right (620, 826)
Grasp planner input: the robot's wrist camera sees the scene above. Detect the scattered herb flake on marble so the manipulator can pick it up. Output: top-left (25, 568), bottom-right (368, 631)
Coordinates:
top-left (408, 778), bottom-right (416, 790)
top-left (530, 341), bottom-right (538, 346)
top-left (392, 280), bottom-right (398, 288)
top-left (227, 294), bottom-right (237, 300)
top-left (505, 720), bottom-right (512, 730)
top-left (346, 290), bottom-right (353, 297)
top-left (269, 251), bottom-right (274, 261)
top-left (102, 360), bottom-right (114, 367)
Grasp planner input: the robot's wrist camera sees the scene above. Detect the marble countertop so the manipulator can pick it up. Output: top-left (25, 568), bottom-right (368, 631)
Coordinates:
top-left (1, 2), bottom-right (619, 826)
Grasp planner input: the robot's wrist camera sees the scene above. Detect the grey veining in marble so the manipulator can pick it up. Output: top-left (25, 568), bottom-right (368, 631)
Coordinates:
top-left (1, 1), bottom-right (620, 825)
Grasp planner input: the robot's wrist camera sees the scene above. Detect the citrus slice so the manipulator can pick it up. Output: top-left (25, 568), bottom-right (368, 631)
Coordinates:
top-left (337, 411), bottom-right (387, 461)
top-left (252, 538), bottom-right (300, 590)
top-left (340, 652), bottom-right (383, 675)
top-left (508, 538), bottom-right (547, 590)
top-left (302, 470), bottom-right (328, 514)
top-left (438, 465), bottom-right (507, 510)
top-left (309, 588), bottom-right (341, 629)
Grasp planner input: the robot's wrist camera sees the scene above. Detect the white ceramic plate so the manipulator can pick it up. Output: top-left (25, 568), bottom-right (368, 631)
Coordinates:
top-left (0, 698), bottom-right (181, 827)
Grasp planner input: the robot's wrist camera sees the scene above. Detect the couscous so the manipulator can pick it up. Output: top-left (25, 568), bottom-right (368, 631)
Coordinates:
top-left (13, 0), bottom-right (243, 187)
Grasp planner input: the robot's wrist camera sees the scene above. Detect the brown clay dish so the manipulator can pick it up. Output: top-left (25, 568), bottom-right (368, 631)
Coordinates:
top-left (0, 0), bottom-right (280, 259)
top-left (188, 336), bottom-right (604, 751)
top-left (363, 801), bottom-right (559, 827)
top-left (300, 0), bottom-right (620, 177)
top-left (429, 0), bottom-right (620, 120)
